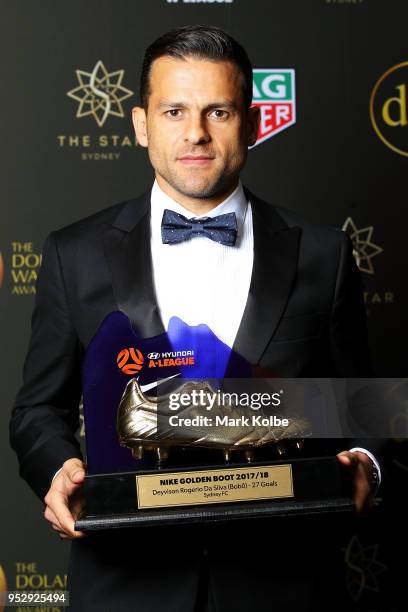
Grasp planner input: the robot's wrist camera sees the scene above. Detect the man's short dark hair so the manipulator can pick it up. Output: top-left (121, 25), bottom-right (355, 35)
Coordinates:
top-left (140, 24), bottom-right (253, 110)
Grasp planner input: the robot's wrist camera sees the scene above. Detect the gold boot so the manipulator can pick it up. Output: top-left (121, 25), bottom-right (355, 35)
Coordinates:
top-left (117, 378), bottom-right (311, 460)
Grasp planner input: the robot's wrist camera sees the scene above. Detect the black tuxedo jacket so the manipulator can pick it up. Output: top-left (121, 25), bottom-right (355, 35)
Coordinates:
top-left (9, 186), bottom-right (379, 612)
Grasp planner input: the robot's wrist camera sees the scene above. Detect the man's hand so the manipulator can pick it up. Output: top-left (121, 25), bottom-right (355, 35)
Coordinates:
top-left (43, 458), bottom-right (87, 539)
top-left (337, 450), bottom-right (374, 514)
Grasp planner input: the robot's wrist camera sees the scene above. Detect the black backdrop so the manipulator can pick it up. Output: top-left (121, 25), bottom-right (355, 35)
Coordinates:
top-left (1, 1), bottom-right (407, 610)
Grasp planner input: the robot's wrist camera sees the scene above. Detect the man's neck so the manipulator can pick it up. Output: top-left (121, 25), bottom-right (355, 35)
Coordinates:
top-left (155, 174), bottom-right (240, 215)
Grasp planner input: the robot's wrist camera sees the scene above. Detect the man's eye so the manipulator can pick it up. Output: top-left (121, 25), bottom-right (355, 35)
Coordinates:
top-left (210, 109), bottom-right (229, 119)
top-left (166, 109), bottom-right (182, 118)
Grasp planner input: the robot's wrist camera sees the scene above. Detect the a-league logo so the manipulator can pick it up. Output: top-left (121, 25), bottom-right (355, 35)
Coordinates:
top-left (251, 69), bottom-right (296, 147)
top-left (117, 347), bottom-right (144, 374)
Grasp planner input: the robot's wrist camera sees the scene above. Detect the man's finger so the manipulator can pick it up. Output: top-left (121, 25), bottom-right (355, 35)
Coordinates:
top-left (44, 505), bottom-right (64, 531)
top-left (337, 451), bottom-right (358, 467)
top-left (48, 492), bottom-right (85, 538)
top-left (354, 476), bottom-right (372, 513)
top-left (62, 459), bottom-right (86, 485)
top-left (337, 451), bottom-right (374, 513)
top-left (50, 522), bottom-right (73, 540)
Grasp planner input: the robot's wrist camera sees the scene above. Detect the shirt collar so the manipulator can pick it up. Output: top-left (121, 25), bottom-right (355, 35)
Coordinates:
top-left (150, 178), bottom-right (248, 236)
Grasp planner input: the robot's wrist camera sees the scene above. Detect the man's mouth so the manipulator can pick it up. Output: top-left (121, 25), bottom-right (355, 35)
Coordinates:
top-left (178, 155), bottom-right (215, 166)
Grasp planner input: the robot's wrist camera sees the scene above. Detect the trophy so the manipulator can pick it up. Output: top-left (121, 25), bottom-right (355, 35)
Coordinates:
top-left (75, 312), bottom-right (353, 531)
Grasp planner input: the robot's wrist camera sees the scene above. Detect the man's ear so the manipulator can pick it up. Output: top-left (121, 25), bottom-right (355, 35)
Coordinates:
top-left (132, 106), bottom-right (148, 147)
top-left (247, 105), bottom-right (260, 147)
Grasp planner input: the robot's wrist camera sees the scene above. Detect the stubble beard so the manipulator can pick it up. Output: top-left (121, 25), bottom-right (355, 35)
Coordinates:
top-left (156, 162), bottom-right (240, 201)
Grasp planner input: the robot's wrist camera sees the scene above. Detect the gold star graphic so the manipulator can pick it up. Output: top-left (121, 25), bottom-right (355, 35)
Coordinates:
top-left (342, 217), bottom-right (383, 274)
top-left (342, 535), bottom-right (387, 602)
top-left (67, 60), bottom-right (134, 127)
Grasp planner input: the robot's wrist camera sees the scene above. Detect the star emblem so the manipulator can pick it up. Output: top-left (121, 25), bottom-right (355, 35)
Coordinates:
top-left (67, 60), bottom-right (134, 127)
top-left (342, 217), bottom-right (383, 274)
top-left (342, 535), bottom-right (387, 601)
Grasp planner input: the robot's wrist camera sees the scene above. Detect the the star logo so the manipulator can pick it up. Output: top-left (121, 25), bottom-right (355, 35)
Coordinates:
top-left (342, 217), bottom-right (383, 274)
top-left (343, 535), bottom-right (387, 601)
top-left (67, 60), bottom-right (134, 127)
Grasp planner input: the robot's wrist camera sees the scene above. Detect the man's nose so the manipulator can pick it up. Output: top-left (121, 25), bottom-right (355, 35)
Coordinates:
top-left (184, 113), bottom-right (210, 145)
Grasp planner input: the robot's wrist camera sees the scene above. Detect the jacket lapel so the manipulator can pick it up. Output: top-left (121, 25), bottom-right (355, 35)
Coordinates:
top-left (102, 189), bottom-right (166, 339)
top-left (228, 188), bottom-right (301, 368)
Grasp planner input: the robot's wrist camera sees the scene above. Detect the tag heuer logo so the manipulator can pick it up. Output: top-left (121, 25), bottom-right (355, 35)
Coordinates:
top-left (251, 69), bottom-right (296, 147)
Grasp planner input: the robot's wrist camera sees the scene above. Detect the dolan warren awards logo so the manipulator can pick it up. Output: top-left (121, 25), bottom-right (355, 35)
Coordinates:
top-left (251, 69), bottom-right (296, 147)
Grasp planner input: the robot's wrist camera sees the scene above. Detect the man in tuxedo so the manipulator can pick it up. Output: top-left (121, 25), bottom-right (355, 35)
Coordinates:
top-left (10, 25), bottom-right (381, 611)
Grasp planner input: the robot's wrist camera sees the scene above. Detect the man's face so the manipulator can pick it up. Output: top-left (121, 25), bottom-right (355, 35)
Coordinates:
top-left (133, 56), bottom-right (259, 200)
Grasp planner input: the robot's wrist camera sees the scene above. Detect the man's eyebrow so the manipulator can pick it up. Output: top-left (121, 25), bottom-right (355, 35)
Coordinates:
top-left (205, 102), bottom-right (238, 111)
top-left (157, 101), bottom-right (189, 109)
top-left (157, 101), bottom-right (238, 111)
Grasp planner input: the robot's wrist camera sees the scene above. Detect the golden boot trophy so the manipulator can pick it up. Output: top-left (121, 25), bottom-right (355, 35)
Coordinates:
top-left (117, 377), bottom-right (312, 463)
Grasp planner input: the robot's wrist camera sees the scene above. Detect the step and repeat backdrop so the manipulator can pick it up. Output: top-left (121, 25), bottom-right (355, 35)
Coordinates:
top-left (1, 1), bottom-right (407, 610)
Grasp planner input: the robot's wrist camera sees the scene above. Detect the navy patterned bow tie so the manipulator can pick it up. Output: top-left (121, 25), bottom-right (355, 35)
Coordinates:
top-left (161, 209), bottom-right (238, 246)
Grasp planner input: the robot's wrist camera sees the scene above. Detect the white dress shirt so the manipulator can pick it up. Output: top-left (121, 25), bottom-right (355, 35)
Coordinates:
top-left (150, 178), bottom-right (253, 349)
